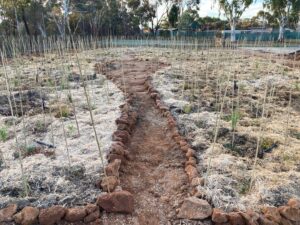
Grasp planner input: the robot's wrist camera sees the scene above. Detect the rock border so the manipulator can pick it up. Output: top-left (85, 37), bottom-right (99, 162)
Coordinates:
top-left (1, 63), bottom-right (299, 225)
top-left (144, 76), bottom-right (300, 225)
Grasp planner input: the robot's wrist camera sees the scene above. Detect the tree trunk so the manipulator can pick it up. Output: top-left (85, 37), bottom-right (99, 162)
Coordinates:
top-left (21, 8), bottom-right (31, 36)
top-left (278, 24), bottom-right (285, 42)
top-left (230, 20), bottom-right (236, 42)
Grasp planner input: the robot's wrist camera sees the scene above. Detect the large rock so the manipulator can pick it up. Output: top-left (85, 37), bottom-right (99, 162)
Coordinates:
top-left (100, 176), bottom-right (119, 192)
top-left (279, 206), bottom-right (300, 222)
top-left (39, 206), bottom-right (66, 225)
top-left (212, 208), bottom-right (228, 223)
top-left (0, 204), bottom-right (17, 222)
top-left (262, 207), bottom-right (282, 224)
top-left (227, 212), bottom-right (245, 225)
top-left (64, 207), bottom-right (87, 222)
top-left (84, 210), bottom-right (100, 223)
top-left (177, 197), bottom-right (212, 220)
top-left (239, 210), bottom-right (260, 225)
top-left (105, 159), bottom-right (121, 177)
top-left (14, 206), bottom-right (39, 225)
top-left (257, 215), bottom-right (279, 225)
top-left (97, 191), bottom-right (134, 214)
top-left (288, 199), bottom-right (300, 209)
top-left (84, 204), bottom-right (100, 223)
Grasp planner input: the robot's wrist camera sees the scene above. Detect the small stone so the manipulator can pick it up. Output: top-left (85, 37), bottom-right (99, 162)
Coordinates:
top-left (185, 165), bottom-right (198, 181)
top-left (105, 159), bottom-right (121, 177)
top-left (212, 208), bottom-right (228, 223)
top-left (185, 157), bottom-right (197, 167)
top-left (227, 212), bottom-right (246, 225)
top-left (191, 177), bottom-right (204, 187)
top-left (288, 198), bottom-right (300, 209)
top-left (84, 210), bottom-right (100, 223)
top-left (100, 176), bottom-right (119, 192)
top-left (65, 207), bottom-right (87, 222)
top-left (97, 191), bottom-right (134, 214)
top-left (279, 206), bottom-right (300, 221)
top-left (14, 207), bottom-right (39, 225)
top-left (186, 149), bottom-right (195, 158)
top-left (177, 197), bottom-right (212, 220)
top-left (0, 204), bottom-right (17, 222)
top-left (39, 206), bottom-right (66, 225)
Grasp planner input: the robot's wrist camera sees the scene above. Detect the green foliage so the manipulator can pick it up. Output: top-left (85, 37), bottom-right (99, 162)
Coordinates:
top-left (183, 104), bottom-right (192, 114)
top-left (33, 120), bottom-right (47, 133)
top-left (178, 9), bottom-right (200, 30)
top-left (168, 4), bottom-right (179, 28)
top-left (0, 127), bottom-right (8, 142)
top-left (67, 124), bottom-right (76, 136)
top-left (238, 178), bottom-right (251, 194)
top-left (219, 0), bottom-right (254, 20)
top-left (231, 110), bottom-right (240, 131)
top-left (260, 137), bottom-right (274, 150)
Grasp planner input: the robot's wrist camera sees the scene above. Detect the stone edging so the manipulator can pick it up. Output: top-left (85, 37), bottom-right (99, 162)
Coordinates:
top-left (144, 76), bottom-right (300, 225)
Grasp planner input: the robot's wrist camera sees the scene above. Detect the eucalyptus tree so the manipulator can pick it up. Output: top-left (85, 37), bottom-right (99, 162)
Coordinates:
top-left (0, 0), bottom-right (31, 35)
top-left (264, 0), bottom-right (300, 41)
top-left (217, 0), bottom-right (254, 42)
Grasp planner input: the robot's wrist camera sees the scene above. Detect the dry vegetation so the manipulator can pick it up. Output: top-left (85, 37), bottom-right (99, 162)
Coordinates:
top-left (0, 40), bottom-right (299, 215)
top-left (150, 47), bottom-right (300, 211)
top-left (0, 46), bottom-right (125, 208)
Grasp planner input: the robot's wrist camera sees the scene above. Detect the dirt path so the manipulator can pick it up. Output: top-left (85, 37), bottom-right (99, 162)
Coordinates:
top-left (100, 56), bottom-right (190, 225)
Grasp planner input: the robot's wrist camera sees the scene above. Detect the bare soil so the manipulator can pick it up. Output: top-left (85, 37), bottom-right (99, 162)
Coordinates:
top-left (101, 56), bottom-right (190, 225)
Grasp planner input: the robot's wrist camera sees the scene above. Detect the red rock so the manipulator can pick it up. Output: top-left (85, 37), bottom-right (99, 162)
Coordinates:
top-left (191, 177), bottom-right (204, 187)
top-left (105, 159), bottom-right (121, 177)
top-left (262, 207), bottom-right (282, 224)
top-left (110, 145), bottom-right (125, 156)
top-left (181, 146), bottom-right (189, 153)
top-left (84, 210), bottom-right (100, 223)
top-left (212, 208), bottom-right (228, 223)
top-left (97, 191), bottom-right (134, 214)
top-left (108, 153), bottom-right (125, 163)
top-left (14, 206), bottom-right (39, 225)
top-left (279, 206), bottom-right (300, 221)
top-left (279, 216), bottom-right (293, 225)
top-left (177, 197), bottom-right (212, 220)
top-left (246, 209), bottom-right (260, 221)
top-left (117, 124), bottom-right (131, 133)
top-left (185, 157), bottom-right (197, 167)
top-left (239, 211), bottom-right (259, 225)
top-left (39, 206), bottom-right (66, 225)
top-left (185, 165), bottom-right (198, 181)
top-left (116, 118), bottom-right (129, 125)
top-left (0, 204), bottom-right (17, 222)
top-left (100, 176), bottom-right (119, 192)
top-left (179, 140), bottom-right (188, 147)
top-left (65, 207), bottom-right (87, 222)
top-left (288, 199), bottom-right (300, 209)
top-left (85, 204), bottom-right (98, 214)
top-left (227, 212), bottom-right (246, 225)
top-left (150, 93), bottom-right (158, 99)
top-left (186, 149), bottom-right (195, 158)
top-left (257, 215), bottom-right (279, 225)
top-left (89, 218), bottom-right (102, 225)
